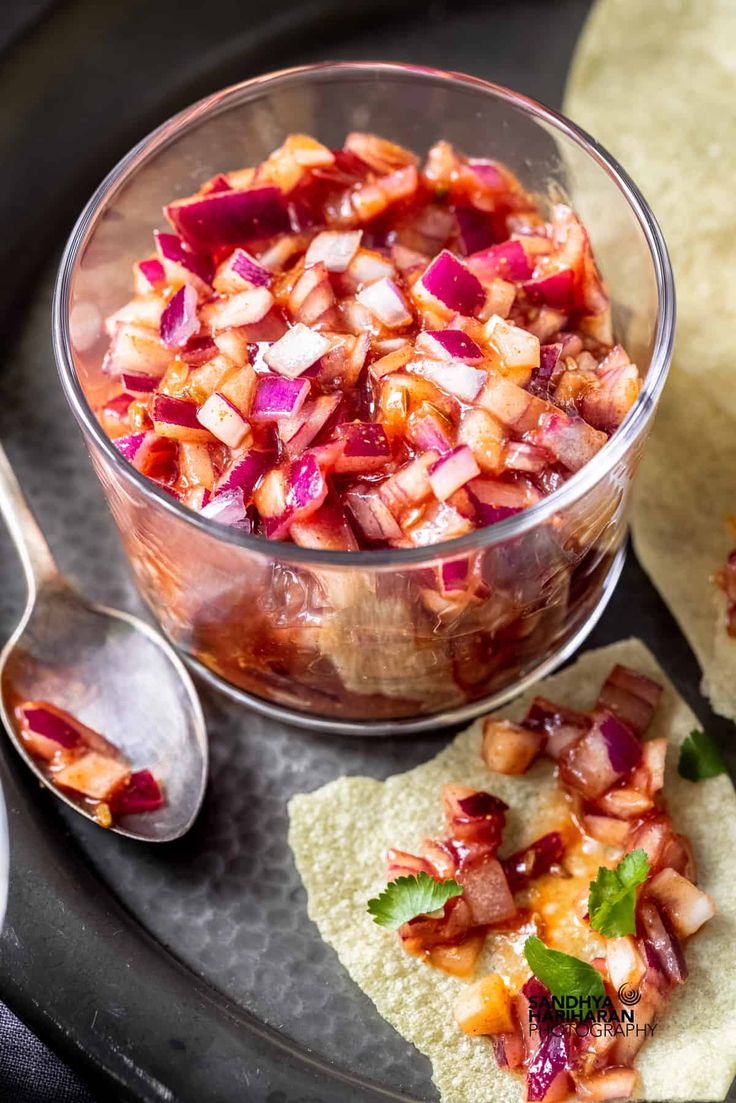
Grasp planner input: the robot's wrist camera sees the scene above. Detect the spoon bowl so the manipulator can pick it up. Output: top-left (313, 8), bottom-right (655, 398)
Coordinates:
top-left (0, 443), bottom-right (207, 842)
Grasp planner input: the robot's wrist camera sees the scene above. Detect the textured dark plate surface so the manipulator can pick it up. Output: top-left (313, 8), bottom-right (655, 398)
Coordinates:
top-left (1, 2), bottom-right (734, 1101)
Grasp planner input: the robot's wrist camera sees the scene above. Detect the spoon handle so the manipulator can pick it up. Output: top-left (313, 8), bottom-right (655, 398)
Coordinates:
top-left (0, 440), bottom-right (59, 595)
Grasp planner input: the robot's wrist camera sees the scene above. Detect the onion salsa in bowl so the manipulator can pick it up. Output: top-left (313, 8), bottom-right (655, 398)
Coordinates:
top-left (60, 70), bottom-right (669, 731)
top-left (98, 132), bottom-right (638, 548)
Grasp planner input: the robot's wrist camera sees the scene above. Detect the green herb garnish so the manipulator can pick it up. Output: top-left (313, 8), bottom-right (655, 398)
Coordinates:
top-left (588, 849), bottom-right (650, 937)
top-left (367, 872), bottom-right (463, 930)
top-left (524, 936), bottom-right (605, 1001)
top-left (678, 729), bottom-right (727, 781)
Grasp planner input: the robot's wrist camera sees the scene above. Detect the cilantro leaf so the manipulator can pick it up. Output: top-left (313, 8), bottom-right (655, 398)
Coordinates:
top-left (588, 849), bottom-right (650, 937)
top-left (524, 936), bottom-right (605, 1001)
top-left (367, 872), bottom-right (463, 930)
top-left (678, 729), bottom-right (727, 781)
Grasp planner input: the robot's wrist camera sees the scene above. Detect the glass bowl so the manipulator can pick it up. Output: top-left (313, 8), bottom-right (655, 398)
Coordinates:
top-left (52, 62), bottom-right (674, 735)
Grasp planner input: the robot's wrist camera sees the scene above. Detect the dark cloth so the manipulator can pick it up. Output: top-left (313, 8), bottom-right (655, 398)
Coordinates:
top-left (0, 1001), bottom-right (96, 1103)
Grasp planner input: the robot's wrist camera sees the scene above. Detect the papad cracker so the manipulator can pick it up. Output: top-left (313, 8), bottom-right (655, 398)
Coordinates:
top-left (289, 640), bottom-right (736, 1102)
top-left (565, 0), bottom-right (736, 718)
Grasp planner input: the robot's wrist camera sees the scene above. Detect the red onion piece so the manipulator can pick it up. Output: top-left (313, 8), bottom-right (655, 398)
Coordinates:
top-left (290, 497), bottom-right (358, 551)
top-left (215, 447), bottom-right (272, 500)
top-left (109, 769), bottom-right (164, 815)
top-left (428, 445), bottom-right (481, 501)
top-left (120, 371), bottom-right (162, 394)
top-left (160, 285), bottom-right (198, 349)
top-left (154, 230), bottom-right (213, 286)
top-left (345, 486), bottom-right (402, 542)
top-left (638, 900), bottom-right (687, 984)
top-left (465, 477), bottom-right (533, 526)
top-left (201, 486), bottom-right (251, 529)
top-left (103, 393), bottom-right (134, 420)
top-left (504, 441), bottom-right (549, 473)
top-left (468, 240), bottom-right (533, 282)
top-left (417, 329), bottom-right (483, 362)
top-left (459, 858), bottom-right (516, 925)
top-left (114, 432), bottom-right (147, 462)
top-left (285, 453), bottom-right (328, 517)
top-left (455, 206), bottom-right (496, 255)
top-left (599, 712), bottom-right (642, 774)
top-left (20, 706), bottom-right (80, 749)
top-left (230, 249), bottom-right (272, 287)
top-left (333, 422), bottom-right (390, 474)
top-left (166, 186), bottom-right (289, 251)
top-left (468, 160), bottom-right (504, 191)
top-left (440, 558), bottom-right (469, 591)
top-left (523, 268), bottom-right (575, 309)
top-left (356, 277), bottom-right (412, 328)
top-left (529, 342), bottom-right (563, 397)
top-left (418, 250), bottom-right (485, 315)
top-left (502, 832), bottom-right (565, 891)
top-left (137, 257), bottom-right (165, 289)
top-left (251, 375), bottom-right (310, 422)
top-left (597, 665), bottom-right (663, 737)
top-left (264, 323), bottom-right (331, 378)
top-left (280, 394), bottom-right (341, 458)
top-left (526, 1027), bottom-right (571, 1102)
top-left (532, 411), bottom-right (607, 473)
top-left (456, 792), bottom-right (509, 818)
top-left (153, 394), bottom-right (201, 430)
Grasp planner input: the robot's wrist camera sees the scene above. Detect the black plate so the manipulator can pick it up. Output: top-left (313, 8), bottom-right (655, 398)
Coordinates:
top-left (1, 3), bottom-right (733, 1101)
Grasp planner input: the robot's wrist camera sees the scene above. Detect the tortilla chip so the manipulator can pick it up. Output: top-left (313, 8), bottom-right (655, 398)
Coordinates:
top-left (564, 0), bottom-right (736, 718)
top-left (289, 640), bottom-right (736, 1102)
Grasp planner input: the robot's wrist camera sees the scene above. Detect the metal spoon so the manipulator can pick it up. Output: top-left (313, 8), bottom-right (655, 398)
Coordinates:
top-left (0, 441), bottom-right (207, 842)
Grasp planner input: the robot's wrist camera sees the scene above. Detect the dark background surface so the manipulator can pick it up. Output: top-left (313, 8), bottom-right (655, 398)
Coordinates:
top-left (1, 3), bottom-right (730, 1103)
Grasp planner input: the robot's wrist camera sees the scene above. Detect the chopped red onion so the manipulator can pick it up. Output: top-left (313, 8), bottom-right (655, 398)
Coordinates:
top-left (285, 453), bottom-right (328, 516)
top-left (356, 277), bottom-right (412, 328)
top-left (280, 394), bottom-right (341, 458)
top-left (196, 392), bottom-right (250, 448)
top-left (204, 287), bottom-right (274, 330)
top-left (153, 394), bottom-right (201, 429)
top-left (638, 900), bottom-right (688, 984)
top-left (485, 315), bottom-right (540, 370)
top-left (468, 240), bottom-right (533, 282)
top-left (154, 230), bottom-right (213, 286)
top-left (428, 445), bottom-right (481, 501)
top-left (251, 375), bottom-right (310, 422)
top-left (456, 792), bottom-right (509, 818)
top-left (160, 285), bottom-right (198, 349)
top-left (502, 832), bottom-right (565, 891)
top-left (345, 487), bottom-right (402, 541)
top-left (440, 558), bottom-right (469, 592)
top-left (467, 160), bottom-right (504, 190)
top-left (20, 706), bottom-right (80, 749)
top-left (504, 441), bottom-right (549, 473)
top-left (597, 665), bottom-right (663, 736)
top-left (137, 257), bottom-right (165, 289)
top-left (114, 432), bottom-right (147, 462)
top-left (264, 323), bottom-right (331, 378)
top-left (533, 411), bottom-right (607, 472)
top-left (120, 371), bottom-right (162, 394)
top-left (103, 393), bottom-right (134, 420)
top-left (599, 712), bottom-right (642, 774)
top-left (526, 1027), bottom-right (570, 1101)
top-left (416, 358), bottom-right (487, 403)
top-left (305, 230), bottom-right (362, 273)
top-left (166, 186), bottom-right (289, 251)
top-left (230, 249), bottom-right (272, 287)
top-left (418, 250), bottom-right (485, 315)
top-left (334, 422), bottom-right (390, 473)
top-left (201, 486), bottom-right (250, 528)
top-left (215, 448), bottom-right (272, 500)
top-left (523, 268), bottom-right (575, 309)
top-left (416, 329), bottom-right (483, 362)
top-left (109, 769), bottom-right (164, 815)
top-left (455, 206), bottom-right (495, 255)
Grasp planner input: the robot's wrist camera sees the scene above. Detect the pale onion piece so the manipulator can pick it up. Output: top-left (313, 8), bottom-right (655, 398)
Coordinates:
top-left (482, 720), bottom-right (542, 775)
top-left (457, 407), bottom-right (506, 475)
top-left (103, 322), bottom-right (172, 376)
top-left (410, 358), bottom-right (487, 403)
top-left (55, 752), bottom-right (130, 801)
top-left (583, 814), bottom-right (630, 847)
top-left (345, 248), bottom-right (395, 288)
top-left (428, 445), bottom-right (481, 502)
top-left (356, 278), bottom-right (412, 328)
top-left (453, 973), bottom-right (514, 1036)
top-left (264, 324), bottom-right (331, 378)
top-left (606, 935), bottom-right (645, 991)
top-left (104, 294), bottom-right (165, 337)
top-left (597, 787), bottom-right (653, 819)
top-left (305, 230), bottom-right (362, 273)
top-left (202, 287), bottom-right (274, 331)
top-left (575, 1069), bottom-right (638, 1102)
top-left (484, 314), bottom-right (541, 370)
top-left (646, 868), bottom-right (716, 938)
top-left (196, 392), bottom-right (252, 448)
top-left (642, 737), bottom-right (668, 793)
top-left (179, 442), bottom-right (215, 490)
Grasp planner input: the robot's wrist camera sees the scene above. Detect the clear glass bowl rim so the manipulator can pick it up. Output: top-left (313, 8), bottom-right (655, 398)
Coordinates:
top-left (52, 60), bottom-right (675, 570)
